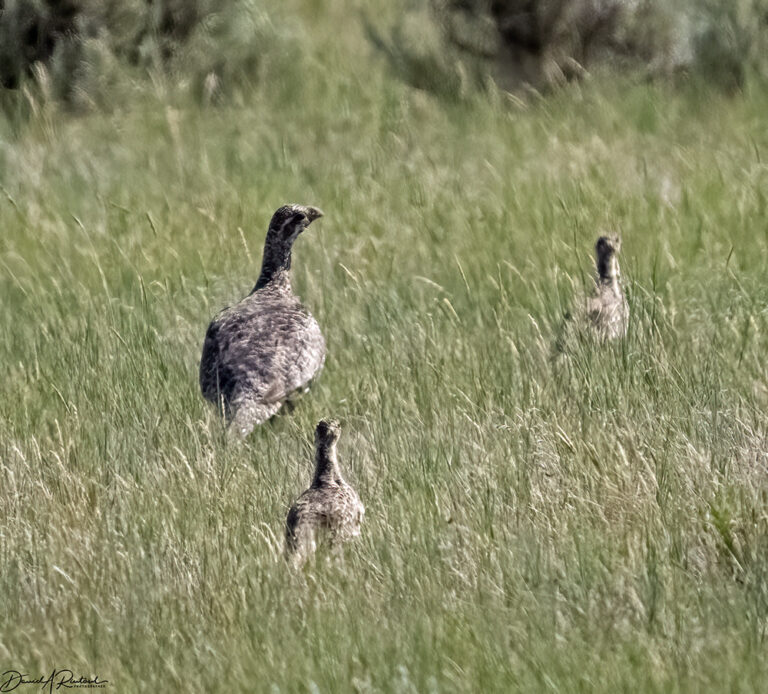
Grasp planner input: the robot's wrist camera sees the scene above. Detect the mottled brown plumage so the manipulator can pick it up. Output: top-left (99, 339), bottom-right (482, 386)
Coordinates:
top-left (285, 420), bottom-right (365, 566)
top-left (587, 234), bottom-right (628, 341)
top-left (199, 204), bottom-right (326, 437)
top-left (554, 234), bottom-right (628, 356)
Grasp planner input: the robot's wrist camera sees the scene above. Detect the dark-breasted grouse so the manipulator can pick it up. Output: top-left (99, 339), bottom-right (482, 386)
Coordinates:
top-left (199, 204), bottom-right (326, 437)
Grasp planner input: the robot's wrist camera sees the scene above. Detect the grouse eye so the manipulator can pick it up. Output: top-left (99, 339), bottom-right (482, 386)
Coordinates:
top-left (294, 213), bottom-right (309, 225)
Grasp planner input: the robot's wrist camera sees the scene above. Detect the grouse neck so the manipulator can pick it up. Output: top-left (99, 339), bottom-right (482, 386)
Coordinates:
top-left (597, 256), bottom-right (620, 288)
top-left (253, 238), bottom-right (293, 292)
top-left (312, 441), bottom-right (341, 487)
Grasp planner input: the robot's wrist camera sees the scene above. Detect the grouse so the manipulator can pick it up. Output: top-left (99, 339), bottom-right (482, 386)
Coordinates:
top-left (199, 204), bottom-right (326, 437)
top-left (285, 420), bottom-right (365, 566)
top-left (553, 234), bottom-right (628, 356)
top-left (587, 234), bottom-right (628, 341)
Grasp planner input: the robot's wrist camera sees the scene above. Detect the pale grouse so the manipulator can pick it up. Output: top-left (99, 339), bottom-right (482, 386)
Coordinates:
top-left (587, 234), bottom-right (628, 341)
top-left (285, 420), bottom-right (365, 566)
top-left (199, 204), bottom-right (326, 436)
top-left (554, 234), bottom-right (628, 355)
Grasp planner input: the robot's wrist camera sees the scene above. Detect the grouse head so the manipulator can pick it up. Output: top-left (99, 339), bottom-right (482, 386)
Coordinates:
top-left (595, 234), bottom-right (621, 282)
top-left (268, 204), bottom-right (323, 244)
top-left (255, 204), bottom-right (323, 290)
top-left (315, 418), bottom-right (341, 447)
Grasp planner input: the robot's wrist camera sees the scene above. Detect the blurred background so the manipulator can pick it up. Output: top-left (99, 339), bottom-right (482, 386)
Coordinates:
top-left (1, 0), bottom-right (766, 109)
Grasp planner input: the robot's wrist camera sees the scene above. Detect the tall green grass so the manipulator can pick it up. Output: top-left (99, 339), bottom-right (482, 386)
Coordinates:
top-left (1, 1), bottom-right (768, 691)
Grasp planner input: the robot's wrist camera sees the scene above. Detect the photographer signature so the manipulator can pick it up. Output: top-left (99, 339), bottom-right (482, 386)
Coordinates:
top-left (0, 670), bottom-right (108, 693)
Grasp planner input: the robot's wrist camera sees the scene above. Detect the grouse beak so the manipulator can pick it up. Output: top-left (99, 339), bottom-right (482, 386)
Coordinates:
top-left (303, 206), bottom-right (324, 224)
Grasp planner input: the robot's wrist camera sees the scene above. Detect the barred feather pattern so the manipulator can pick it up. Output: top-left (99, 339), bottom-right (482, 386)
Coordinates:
top-left (199, 205), bottom-right (326, 437)
top-left (587, 234), bottom-right (628, 341)
top-left (285, 421), bottom-right (365, 567)
top-left (553, 234), bottom-right (628, 357)
top-left (587, 281), bottom-right (628, 341)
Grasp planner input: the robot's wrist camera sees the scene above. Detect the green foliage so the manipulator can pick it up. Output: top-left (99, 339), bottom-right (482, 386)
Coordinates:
top-left (0, 0), bottom-right (295, 108)
top-left (2, 1), bottom-right (768, 691)
top-left (376, 0), bottom-right (768, 95)
top-left (377, 0), bottom-right (686, 94)
top-left (0, 0), bottom-right (79, 90)
top-left (366, 6), bottom-right (481, 100)
top-left (175, 1), bottom-right (302, 105)
top-left (691, 0), bottom-right (768, 91)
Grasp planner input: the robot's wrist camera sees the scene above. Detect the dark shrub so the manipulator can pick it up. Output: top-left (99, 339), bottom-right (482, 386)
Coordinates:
top-left (0, 0), bottom-right (288, 106)
top-left (373, 0), bottom-right (767, 95)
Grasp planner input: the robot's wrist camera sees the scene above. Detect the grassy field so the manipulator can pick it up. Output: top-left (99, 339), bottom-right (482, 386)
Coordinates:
top-left (2, 1), bottom-right (768, 691)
